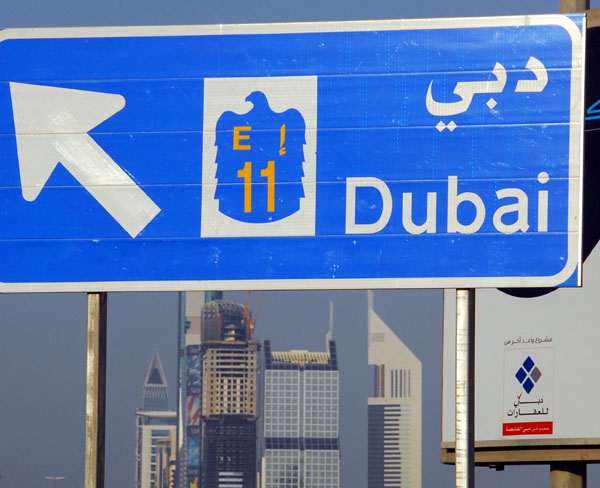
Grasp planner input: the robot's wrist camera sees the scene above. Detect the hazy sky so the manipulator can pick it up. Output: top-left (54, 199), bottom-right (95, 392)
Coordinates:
top-left (0, 1), bottom-right (599, 487)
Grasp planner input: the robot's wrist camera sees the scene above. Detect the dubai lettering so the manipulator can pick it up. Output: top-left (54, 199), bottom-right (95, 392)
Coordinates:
top-left (345, 172), bottom-right (550, 235)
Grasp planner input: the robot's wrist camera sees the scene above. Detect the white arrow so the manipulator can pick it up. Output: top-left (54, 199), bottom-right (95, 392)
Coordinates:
top-left (10, 82), bottom-right (161, 238)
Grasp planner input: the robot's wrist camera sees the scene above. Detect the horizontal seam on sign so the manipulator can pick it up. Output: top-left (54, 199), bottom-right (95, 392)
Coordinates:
top-left (1, 175), bottom-right (578, 190)
top-left (0, 231), bottom-right (577, 242)
top-left (2, 122), bottom-right (579, 136)
top-left (0, 66), bottom-right (577, 82)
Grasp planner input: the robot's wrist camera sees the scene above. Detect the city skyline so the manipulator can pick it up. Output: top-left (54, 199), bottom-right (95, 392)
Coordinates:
top-left (178, 292), bottom-right (342, 488)
top-left (172, 292), bottom-right (422, 488)
top-left (1, 2), bottom-right (598, 488)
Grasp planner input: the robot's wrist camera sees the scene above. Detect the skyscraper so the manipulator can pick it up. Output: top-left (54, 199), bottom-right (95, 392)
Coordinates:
top-left (178, 291), bottom-right (203, 488)
top-left (367, 291), bottom-right (422, 488)
top-left (156, 430), bottom-right (177, 488)
top-left (136, 352), bottom-right (177, 488)
top-left (262, 337), bottom-right (340, 488)
top-left (181, 297), bottom-right (259, 488)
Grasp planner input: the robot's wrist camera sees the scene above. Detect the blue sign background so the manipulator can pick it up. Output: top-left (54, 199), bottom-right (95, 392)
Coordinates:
top-left (0, 16), bottom-right (584, 291)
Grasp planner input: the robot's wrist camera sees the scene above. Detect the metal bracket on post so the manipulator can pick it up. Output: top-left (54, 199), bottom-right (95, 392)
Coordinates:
top-left (84, 292), bottom-right (107, 488)
top-left (456, 289), bottom-right (475, 488)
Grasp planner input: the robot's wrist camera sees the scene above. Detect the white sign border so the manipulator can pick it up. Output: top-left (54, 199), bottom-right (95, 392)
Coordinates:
top-left (0, 14), bottom-right (584, 292)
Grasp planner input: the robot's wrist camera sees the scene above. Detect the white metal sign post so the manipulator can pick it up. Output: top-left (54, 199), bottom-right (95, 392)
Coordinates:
top-left (552, 0), bottom-right (588, 477)
top-left (456, 290), bottom-right (475, 488)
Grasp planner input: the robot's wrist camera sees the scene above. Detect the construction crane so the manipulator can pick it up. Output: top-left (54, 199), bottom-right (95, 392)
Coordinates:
top-left (245, 290), bottom-right (264, 335)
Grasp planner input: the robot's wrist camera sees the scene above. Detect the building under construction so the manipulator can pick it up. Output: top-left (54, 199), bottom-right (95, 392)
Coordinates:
top-left (182, 297), bottom-right (259, 488)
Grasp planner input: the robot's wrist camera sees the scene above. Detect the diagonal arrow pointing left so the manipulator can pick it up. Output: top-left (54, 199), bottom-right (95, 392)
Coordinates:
top-left (10, 82), bottom-right (161, 238)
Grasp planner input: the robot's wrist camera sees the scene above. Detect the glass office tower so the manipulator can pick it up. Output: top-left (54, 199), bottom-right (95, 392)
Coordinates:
top-left (262, 339), bottom-right (340, 488)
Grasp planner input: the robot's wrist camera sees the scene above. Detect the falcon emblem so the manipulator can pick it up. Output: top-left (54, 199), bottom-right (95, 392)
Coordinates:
top-left (214, 91), bottom-right (306, 223)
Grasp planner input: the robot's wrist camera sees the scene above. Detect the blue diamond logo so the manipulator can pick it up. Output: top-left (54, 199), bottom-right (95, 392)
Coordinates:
top-left (523, 356), bottom-right (535, 372)
top-left (515, 356), bottom-right (542, 393)
top-left (523, 378), bottom-right (535, 393)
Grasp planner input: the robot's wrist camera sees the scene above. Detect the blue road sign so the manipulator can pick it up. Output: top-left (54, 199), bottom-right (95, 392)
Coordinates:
top-left (0, 15), bottom-right (585, 292)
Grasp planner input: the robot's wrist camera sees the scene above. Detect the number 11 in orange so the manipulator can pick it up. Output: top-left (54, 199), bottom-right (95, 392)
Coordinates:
top-left (261, 160), bottom-right (275, 213)
top-left (237, 160), bottom-right (276, 213)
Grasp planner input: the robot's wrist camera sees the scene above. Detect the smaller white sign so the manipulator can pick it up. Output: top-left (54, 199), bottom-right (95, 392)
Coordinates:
top-left (442, 244), bottom-right (600, 447)
top-left (502, 347), bottom-right (554, 437)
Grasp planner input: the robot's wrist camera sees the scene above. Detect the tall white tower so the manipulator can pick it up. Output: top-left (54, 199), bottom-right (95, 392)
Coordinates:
top-left (135, 353), bottom-right (177, 488)
top-left (367, 291), bottom-right (422, 488)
